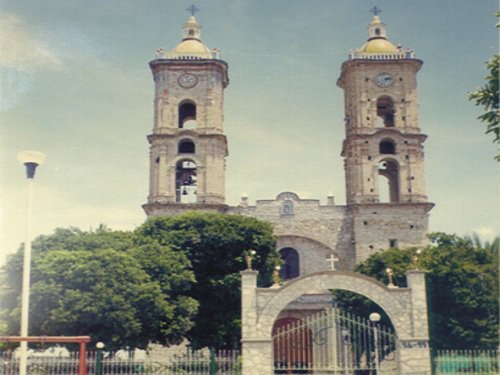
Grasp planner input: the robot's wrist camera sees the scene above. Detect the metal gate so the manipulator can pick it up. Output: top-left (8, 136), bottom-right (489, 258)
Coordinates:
top-left (272, 307), bottom-right (399, 374)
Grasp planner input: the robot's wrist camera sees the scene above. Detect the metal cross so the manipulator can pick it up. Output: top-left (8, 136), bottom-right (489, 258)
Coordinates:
top-left (326, 253), bottom-right (340, 271)
top-left (370, 6), bottom-right (382, 16)
top-left (186, 4), bottom-right (200, 16)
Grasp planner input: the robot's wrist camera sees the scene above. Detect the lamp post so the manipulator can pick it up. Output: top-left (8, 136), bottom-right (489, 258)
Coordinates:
top-left (95, 342), bottom-right (105, 375)
top-left (17, 150), bottom-right (45, 375)
top-left (369, 312), bottom-right (381, 374)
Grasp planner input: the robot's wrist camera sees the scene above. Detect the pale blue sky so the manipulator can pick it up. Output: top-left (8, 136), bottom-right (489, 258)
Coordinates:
top-left (1, 0), bottom-right (499, 265)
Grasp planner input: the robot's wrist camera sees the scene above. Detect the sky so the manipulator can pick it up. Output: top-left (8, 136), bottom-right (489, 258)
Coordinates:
top-left (0, 0), bottom-right (499, 266)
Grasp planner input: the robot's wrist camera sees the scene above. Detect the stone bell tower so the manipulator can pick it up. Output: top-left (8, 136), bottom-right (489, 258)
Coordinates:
top-left (337, 10), bottom-right (434, 262)
top-left (143, 11), bottom-right (229, 217)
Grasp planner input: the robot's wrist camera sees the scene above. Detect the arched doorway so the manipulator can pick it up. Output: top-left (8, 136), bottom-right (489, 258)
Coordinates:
top-left (240, 270), bottom-right (432, 375)
top-left (271, 303), bottom-right (398, 373)
top-left (378, 158), bottom-right (400, 203)
top-left (175, 159), bottom-right (197, 203)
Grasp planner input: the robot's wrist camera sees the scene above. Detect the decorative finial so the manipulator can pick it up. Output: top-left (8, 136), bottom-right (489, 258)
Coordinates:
top-left (412, 249), bottom-right (422, 269)
top-left (370, 6), bottom-right (382, 16)
top-left (186, 4), bottom-right (200, 16)
top-left (386, 267), bottom-right (396, 288)
top-left (245, 249), bottom-right (257, 270)
top-left (272, 265), bottom-right (282, 287)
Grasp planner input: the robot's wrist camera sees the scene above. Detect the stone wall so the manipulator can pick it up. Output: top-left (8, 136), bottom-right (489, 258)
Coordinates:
top-left (229, 191), bottom-right (431, 270)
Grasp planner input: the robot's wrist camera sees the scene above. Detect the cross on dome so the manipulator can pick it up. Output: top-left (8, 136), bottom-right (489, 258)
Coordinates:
top-left (186, 4), bottom-right (200, 16)
top-left (370, 6), bottom-right (382, 16)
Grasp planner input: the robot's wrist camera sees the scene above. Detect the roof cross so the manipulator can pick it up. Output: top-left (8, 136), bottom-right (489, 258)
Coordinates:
top-left (186, 4), bottom-right (200, 16)
top-left (370, 6), bottom-right (382, 16)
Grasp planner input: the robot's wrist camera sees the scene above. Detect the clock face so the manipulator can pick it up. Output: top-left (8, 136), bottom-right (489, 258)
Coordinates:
top-left (178, 73), bottom-right (198, 88)
top-left (375, 72), bottom-right (394, 87)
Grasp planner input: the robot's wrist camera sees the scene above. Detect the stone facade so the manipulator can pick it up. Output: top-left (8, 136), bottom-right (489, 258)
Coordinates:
top-left (144, 13), bottom-right (435, 374)
top-left (143, 14), bottom-right (434, 269)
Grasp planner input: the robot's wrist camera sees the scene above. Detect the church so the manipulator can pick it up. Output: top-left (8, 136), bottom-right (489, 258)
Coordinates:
top-left (141, 8), bottom-right (434, 278)
top-left (137, 8), bottom-right (436, 373)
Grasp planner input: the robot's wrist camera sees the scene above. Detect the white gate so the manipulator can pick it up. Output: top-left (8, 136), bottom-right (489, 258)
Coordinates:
top-left (272, 307), bottom-right (399, 374)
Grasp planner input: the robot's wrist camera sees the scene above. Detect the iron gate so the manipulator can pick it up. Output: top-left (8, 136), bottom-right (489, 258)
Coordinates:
top-left (272, 307), bottom-right (399, 374)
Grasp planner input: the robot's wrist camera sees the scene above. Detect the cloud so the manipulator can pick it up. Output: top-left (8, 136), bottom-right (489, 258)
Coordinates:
top-left (0, 184), bottom-right (145, 266)
top-left (472, 226), bottom-right (497, 242)
top-left (0, 13), bottom-right (62, 72)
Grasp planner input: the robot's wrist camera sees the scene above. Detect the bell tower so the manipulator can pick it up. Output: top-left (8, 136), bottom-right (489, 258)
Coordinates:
top-left (337, 10), bottom-right (434, 262)
top-left (143, 11), bottom-right (229, 217)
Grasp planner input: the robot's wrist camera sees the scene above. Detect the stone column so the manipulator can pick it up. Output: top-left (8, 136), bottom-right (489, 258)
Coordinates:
top-left (241, 270), bottom-right (273, 375)
top-left (399, 270), bottom-right (432, 374)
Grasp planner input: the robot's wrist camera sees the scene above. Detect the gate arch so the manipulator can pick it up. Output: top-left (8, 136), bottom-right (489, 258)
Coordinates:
top-left (241, 269), bottom-right (432, 375)
top-left (258, 270), bottom-right (409, 338)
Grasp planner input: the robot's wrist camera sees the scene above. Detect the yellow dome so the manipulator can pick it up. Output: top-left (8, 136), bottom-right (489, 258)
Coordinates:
top-left (170, 39), bottom-right (212, 57)
top-left (360, 38), bottom-right (398, 53)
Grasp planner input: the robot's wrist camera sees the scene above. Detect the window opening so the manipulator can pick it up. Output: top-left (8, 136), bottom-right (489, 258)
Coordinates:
top-left (378, 159), bottom-right (400, 203)
top-left (389, 239), bottom-right (398, 248)
top-left (178, 139), bottom-right (195, 154)
top-left (376, 96), bottom-right (395, 127)
top-left (178, 101), bottom-right (197, 129)
top-left (175, 160), bottom-right (197, 203)
top-left (279, 247), bottom-right (300, 280)
top-left (379, 139), bottom-right (396, 154)
top-left (281, 200), bottom-right (294, 215)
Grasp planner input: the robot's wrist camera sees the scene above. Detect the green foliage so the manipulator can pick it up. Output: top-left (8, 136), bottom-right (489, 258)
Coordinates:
top-left (0, 226), bottom-right (197, 350)
top-left (468, 54), bottom-right (500, 161)
top-left (135, 212), bottom-right (278, 349)
top-left (346, 233), bottom-right (499, 349)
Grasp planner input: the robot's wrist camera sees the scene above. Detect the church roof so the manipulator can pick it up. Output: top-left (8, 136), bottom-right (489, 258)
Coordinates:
top-left (347, 13), bottom-right (417, 60)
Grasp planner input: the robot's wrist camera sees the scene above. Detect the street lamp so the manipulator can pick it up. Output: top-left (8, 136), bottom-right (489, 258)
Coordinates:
top-left (17, 150), bottom-right (45, 375)
top-left (95, 342), bottom-right (105, 375)
top-left (369, 312), bottom-right (381, 374)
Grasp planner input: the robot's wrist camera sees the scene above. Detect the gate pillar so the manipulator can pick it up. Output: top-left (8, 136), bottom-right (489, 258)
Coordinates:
top-left (398, 270), bottom-right (432, 374)
top-left (241, 270), bottom-right (273, 374)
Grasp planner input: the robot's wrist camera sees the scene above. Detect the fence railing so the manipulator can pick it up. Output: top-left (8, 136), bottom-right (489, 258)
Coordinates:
top-left (0, 348), bottom-right (241, 375)
top-left (434, 350), bottom-right (499, 375)
top-left (1, 347), bottom-right (498, 374)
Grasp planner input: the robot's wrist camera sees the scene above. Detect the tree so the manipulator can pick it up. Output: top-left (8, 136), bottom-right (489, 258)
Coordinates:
top-left (468, 52), bottom-right (499, 160)
top-left (0, 226), bottom-right (197, 349)
top-left (135, 212), bottom-right (278, 349)
top-left (343, 233), bottom-right (499, 349)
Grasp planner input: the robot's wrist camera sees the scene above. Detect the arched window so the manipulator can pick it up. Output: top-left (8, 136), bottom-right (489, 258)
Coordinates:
top-left (376, 96), bottom-right (395, 127)
top-left (378, 159), bottom-right (399, 203)
top-left (379, 139), bottom-right (396, 154)
top-left (279, 247), bottom-right (299, 280)
top-left (175, 159), bottom-right (197, 203)
top-left (178, 139), bottom-right (195, 154)
top-left (178, 101), bottom-right (197, 129)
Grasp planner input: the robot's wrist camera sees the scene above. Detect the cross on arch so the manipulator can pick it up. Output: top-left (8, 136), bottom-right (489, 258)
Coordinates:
top-left (326, 253), bottom-right (340, 271)
top-left (370, 6), bottom-right (382, 16)
top-left (186, 4), bottom-right (200, 16)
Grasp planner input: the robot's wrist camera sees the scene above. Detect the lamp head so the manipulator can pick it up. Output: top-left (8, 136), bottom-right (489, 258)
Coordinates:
top-left (369, 312), bottom-right (381, 322)
top-left (17, 151), bottom-right (46, 179)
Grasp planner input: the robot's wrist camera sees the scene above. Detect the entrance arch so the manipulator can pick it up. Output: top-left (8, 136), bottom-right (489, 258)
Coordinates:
top-left (241, 269), bottom-right (432, 375)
